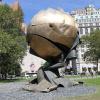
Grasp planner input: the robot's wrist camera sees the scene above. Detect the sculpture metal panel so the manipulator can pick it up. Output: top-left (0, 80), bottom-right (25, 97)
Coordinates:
top-left (25, 8), bottom-right (80, 92)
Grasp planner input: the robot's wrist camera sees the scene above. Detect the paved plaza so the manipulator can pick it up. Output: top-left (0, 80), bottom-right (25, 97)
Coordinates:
top-left (0, 81), bottom-right (96, 100)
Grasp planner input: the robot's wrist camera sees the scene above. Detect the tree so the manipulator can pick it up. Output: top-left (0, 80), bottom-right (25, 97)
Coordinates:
top-left (81, 29), bottom-right (100, 69)
top-left (0, 5), bottom-right (26, 79)
top-left (0, 5), bottom-right (19, 35)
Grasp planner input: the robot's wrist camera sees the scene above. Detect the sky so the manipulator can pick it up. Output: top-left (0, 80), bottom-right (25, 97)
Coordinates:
top-left (3, 0), bottom-right (100, 24)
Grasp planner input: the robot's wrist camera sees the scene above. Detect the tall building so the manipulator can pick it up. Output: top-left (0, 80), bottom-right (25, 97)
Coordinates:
top-left (21, 23), bottom-right (27, 34)
top-left (0, 0), bottom-right (3, 5)
top-left (71, 5), bottom-right (100, 73)
top-left (21, 48), bottom-right (46, 73)
top-left (10, 0), bottom-right (19, 11)
top-left (10, 0), bottom-right (27, 34)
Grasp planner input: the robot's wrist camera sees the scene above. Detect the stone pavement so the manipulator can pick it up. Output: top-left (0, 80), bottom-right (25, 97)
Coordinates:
top-left (0, 81), bottom-right (96, 100)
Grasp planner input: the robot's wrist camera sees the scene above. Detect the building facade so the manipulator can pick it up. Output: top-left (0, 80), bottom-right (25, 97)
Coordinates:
top-left (71, 5), bottom-right (100, 73)
top-left (21, 48), bottom-right (46, 73)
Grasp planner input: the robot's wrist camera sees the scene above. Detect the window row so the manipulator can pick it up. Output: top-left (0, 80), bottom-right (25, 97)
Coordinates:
top-left (80, 15), bottom-right (100, 19)
top-left (77, 18), bottom-right (100, 23)
top-left (79, 27), bottom-right (100, 34)
top-left (79, 23), bottom-right (100, 27)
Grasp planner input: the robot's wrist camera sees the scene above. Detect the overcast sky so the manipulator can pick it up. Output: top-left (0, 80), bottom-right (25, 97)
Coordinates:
top-left (4, 0), bottom-right (100, 24)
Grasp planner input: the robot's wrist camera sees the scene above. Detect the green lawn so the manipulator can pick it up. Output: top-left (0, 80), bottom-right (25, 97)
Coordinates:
top-left (81, 77), bottom-right (100, 86)
top-left (0, 77), bottom-right (34, 83)
top-left (0, 79), bottom-right (21, 83)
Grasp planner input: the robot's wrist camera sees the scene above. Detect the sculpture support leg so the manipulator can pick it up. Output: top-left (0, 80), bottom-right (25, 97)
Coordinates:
top-left (37, 68), bottom-right (50, 83)
top-left (37, 68), bottom-right (45, 83)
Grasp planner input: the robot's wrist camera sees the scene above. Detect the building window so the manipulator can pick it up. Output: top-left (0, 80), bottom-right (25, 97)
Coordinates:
top-left (91, 18), bottom-right (94, 21)
top-left (79, 19), bottom-right (81, 22)
top-left (80, 28), bottom-right (83, 34)
top-left (96, 23), bottom-right (99, 26)
top-left (84, 23), bottom-right (88, 26)
top-left (81, 54), bottom-right (84, 58)
top-left (81, 44), bottom-right (84, 48)
top-left (81, 49), bottom-right (84, 52)
top-left (81, 16), bottom-right (83, 18)
top-left (90, 27), bottom-right (94, 32)
top-left (89, 19), bottom-right (91, 22)
top-left (96, 27), bottom-right (99, 30)
top-left (86, 16), bottom-right (88, 18)
top-left (85, 28), bottom-right (88, 34)
top-left (91, 16), bottom-right (93, 18)
top-left (90, 23), bottom-right (93, 26)
top-left (79, 24), bottom-right (82, 26)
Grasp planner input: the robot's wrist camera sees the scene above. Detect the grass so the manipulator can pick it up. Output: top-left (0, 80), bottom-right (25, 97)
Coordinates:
top-left (65, 75), bottom-right (80, 78)
top-left (0, 77), bottom-right (34, 83)
top-left (56, 76), bottom-right (100, 100)
top-left (0, 79), bottom-right (22, 83)
top-left (81, 77), bottom-right (100, 86)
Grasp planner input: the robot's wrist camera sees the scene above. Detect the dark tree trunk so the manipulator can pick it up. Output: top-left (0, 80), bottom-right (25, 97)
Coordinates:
top-left (96, 59), bottom-right (99, 72)
top-left (72, 59), bottom-right (77, 75)
top-left (4, 74), bottom-right (7, 79)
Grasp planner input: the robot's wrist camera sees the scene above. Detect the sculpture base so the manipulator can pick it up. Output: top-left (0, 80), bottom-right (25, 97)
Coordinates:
top-left (23, 79), bottom-right (57, 92)
top-left (23, 71), bottom-right (82, 93)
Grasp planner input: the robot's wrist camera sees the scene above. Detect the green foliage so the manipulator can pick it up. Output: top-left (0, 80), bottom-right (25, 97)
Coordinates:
top-left (0, 5), bottom-right (20, 35)
top-left (81, 30), bottom-right (100, 66)
top-left (0, 4), bottom-right (26, 79)
top-left (41, 62), bottom-right (50, 68)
